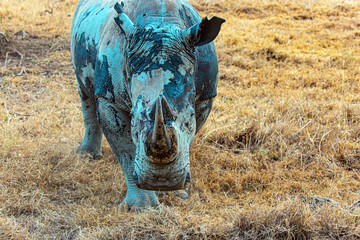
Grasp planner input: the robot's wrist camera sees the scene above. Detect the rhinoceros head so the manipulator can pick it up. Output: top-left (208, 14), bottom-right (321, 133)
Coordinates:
top-left (115, 3), bottom-right (225, 191)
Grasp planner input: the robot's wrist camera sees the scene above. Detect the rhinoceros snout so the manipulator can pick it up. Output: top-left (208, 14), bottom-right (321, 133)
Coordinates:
top-left (185, 173), bottom-right (191, 183)
top-left (144, 96), bottom-right (178, 165)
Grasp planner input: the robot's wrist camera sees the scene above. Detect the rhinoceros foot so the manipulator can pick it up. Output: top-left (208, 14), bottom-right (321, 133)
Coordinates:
top-left (174, 189), bottom-right (190, 200)
top-left (76, 144), bottom-right (103, 160)
top-left (119, 187), bottom-right (160, 211)
top-left (156, 189), bottom-right (190, 200)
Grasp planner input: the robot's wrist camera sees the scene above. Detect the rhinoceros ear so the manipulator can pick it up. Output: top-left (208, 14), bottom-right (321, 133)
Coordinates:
top-left (114, 2), bottom-right (135, 37)
top-left (184, 16), bottom-right (226, 47)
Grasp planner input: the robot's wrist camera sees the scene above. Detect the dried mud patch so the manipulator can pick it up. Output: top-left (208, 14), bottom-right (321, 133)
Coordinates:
top-left (0, 36), bottom-right (70, 77)
top-left (235, 7), bottom-right (267, 19)
top-left (206, 122), bottom-right (264, 153)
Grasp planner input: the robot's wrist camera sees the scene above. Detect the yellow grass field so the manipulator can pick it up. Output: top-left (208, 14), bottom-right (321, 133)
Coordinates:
top-left (1, 0), bottom-right (360, 238)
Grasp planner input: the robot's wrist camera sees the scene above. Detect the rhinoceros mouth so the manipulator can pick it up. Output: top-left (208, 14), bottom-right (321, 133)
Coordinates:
top-left (133, 164), bottom-right (191, 191)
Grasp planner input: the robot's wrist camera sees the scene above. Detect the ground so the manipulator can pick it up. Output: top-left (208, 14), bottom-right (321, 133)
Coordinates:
top-left (0, 0), bottom-right (360, 239)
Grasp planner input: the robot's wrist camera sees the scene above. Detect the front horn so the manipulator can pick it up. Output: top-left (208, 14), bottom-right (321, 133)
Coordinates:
top-left (146, 96), bottom-right (177, 164)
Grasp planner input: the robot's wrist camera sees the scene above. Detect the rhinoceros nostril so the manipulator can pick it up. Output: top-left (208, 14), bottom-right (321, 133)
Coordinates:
top-left (185, 173), bottom-right (191, 183)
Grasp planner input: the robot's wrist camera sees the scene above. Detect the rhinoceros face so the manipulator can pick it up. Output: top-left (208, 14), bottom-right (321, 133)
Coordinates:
top-left (131, 94), bottom-right (196, 191)
top-left (128, 28), bottom-right (197, 191)
top-left (114, 3), bottom-right (225, 190)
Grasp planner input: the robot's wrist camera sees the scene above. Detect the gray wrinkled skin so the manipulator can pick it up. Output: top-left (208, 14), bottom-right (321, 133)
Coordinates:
top-left (71, 0), bottom-right (224, 210)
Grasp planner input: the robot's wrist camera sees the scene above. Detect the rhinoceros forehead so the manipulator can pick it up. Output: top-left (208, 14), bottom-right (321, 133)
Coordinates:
top-left (131, 67), bottom-right (195, 110)
top-left (131, 68), bottom-right (174, 105)
top-left (127, 28), bottom-right (196, 110)
top-left (126, 28), bottom-right (195, 74)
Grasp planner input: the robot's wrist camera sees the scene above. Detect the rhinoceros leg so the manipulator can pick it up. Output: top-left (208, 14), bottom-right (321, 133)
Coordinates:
top-left (76, 77), bottom-right (103, 159)
top-left (96, 97), bottom-right (159, 210)
top-left (195, 98), bottom-right (214, 134)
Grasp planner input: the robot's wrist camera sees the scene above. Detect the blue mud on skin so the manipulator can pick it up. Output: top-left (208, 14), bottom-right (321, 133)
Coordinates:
top-left (74, 33), bottom-right (97, 77)
top-left (95, 55), bottom-right (115, 102)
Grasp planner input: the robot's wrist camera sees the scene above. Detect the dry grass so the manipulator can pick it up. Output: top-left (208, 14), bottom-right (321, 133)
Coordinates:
top-left (1, 0), bottom-right (360, 239)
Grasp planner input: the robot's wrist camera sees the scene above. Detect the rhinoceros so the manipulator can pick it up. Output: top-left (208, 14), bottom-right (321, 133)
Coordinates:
top-left (71, 0), bottom-right (225, 209)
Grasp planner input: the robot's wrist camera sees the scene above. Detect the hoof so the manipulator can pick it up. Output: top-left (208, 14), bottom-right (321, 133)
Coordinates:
top-left (175, 189), bottom-right (189, 200)
top-left (119, 191), bottom-right (160, 212)
top-left (93, 154), bottom-right (103, 160)
top-left (156, 189), bottom-right (190, 200)
top-left (76, 147), bottom-right (103, 160)
top-left (119, 200), bottom-right (160, 212)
